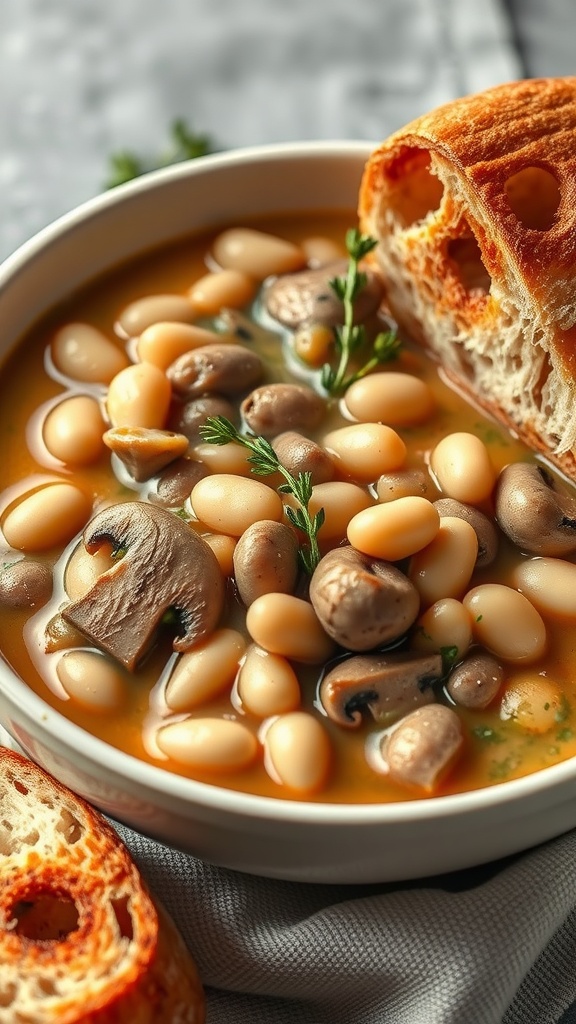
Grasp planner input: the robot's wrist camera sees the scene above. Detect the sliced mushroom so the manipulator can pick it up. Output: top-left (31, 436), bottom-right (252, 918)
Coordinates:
top-left (233, 520), bottom-right (299, 607)
top-left (168, 394), bottom-right (235, 446)
top-left (383, 704), bottom-right (464, 792)
top-left (62, 502), bottom-right (225, 670)
top-left (103, 427), bottom-right (189, 482)
top-left (309, 545), bottom-right (420, 651)
top-left (319, 651), bottom-right (442, 728)
top-left (166, 344), bottom-right (263, 398)
top-left (241, 383), bottom-right (326, 437)
top-left (264, 260), bottom-right (384, 330)
top-left (272, 431), bottom-right (335, 485)
top-left (148, 456), bottom-right (207, 508)
top-left (0, 560), bottom-right (53, 609)
top-left (433, 497), bottom-right (499, 567)
top-left (446, 650), bottom-right (504, 709)
top-left (495, 463), bottom-right (576, 556)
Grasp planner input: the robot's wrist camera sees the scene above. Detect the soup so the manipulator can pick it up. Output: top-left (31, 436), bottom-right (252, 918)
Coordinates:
top-left (1, 210), bottom-right (576, 804)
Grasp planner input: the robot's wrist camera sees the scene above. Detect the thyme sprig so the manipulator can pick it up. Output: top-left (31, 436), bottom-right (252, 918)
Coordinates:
top-left (106, 119), bottom-right (212, 189)
top-left (321, 228), bottom-right (401, 396)
top-left (199, 416), bottom-right (325, 574)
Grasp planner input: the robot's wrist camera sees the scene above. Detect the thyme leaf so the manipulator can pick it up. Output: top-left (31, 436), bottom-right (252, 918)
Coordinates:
top-left (199, 416), bottom-right (324, 574)
top-left (106, 119), bottom-right (212, 189)
top-left (321, 228), bottom-right (401, 395)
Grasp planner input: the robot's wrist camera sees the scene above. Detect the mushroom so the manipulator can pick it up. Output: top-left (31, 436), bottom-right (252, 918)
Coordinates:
top-left (148, 457), bottom-right (207, 508)
top-left (0, 560), bottom-right (52, 609)
top-left (264, 260), bottom-right (384, 330)
top-left (166, 344), bottom-right (263, 398)
top-left (319, 651), bottom-right (442, 728)
top-left (383, 704), bottom-right (464, 792)
top-left (233, 520), bottom-right (299, 607)
top-left (103, 427), bottom-right (189, 482)
top-left (62, 502), bottom-right (225, 670)
top-left (241, 383), bottom-right (326, 438)
top-left (309, 545), bottom-right (420, 651)
top-left (271, 431), bottom-right (335, 485)
top-left (495, 462), bottom-right (576, 556)
top-left (446, 650), bottom-right (504, 709)
top-left (168, 394), bottom-right (235, 446)
top-left (433, 497), bottom-right (499, 567)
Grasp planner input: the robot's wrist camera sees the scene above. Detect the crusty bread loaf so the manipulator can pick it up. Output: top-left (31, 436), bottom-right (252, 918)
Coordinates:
top-left (0, 747), bottom-right (205, 1023)
top-left (358, 76), bottom-right (576, 479)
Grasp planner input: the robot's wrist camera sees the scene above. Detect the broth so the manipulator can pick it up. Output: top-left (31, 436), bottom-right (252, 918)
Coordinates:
top-left (1, 210), bottom-right (576, 803)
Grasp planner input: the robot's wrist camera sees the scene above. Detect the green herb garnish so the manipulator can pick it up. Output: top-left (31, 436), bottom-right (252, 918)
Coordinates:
top-left (106, 119), bottom-right (212, 189)
top-left (199, 416), bottom-right (324, 574)
top-left (320, 228), bottom-right (400, 395)
top-left (440, 644), bottom-right (460, 675)
top-left (472, 725), bottom-right (505, 744)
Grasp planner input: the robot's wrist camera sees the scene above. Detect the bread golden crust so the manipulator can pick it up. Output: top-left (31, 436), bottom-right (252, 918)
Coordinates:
top-left (0, 748), bottom-right (205, 1024)
top-left (359, 77), bottom-right (576, 478)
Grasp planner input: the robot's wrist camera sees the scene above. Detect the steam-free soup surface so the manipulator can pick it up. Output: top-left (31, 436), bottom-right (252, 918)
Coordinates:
top-left (1, 210), bottom-right (576, 804)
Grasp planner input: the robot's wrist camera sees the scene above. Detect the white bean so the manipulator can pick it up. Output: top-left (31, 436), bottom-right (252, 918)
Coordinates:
top-left (263, 712), bottom-right (331, 793)
top-left (157, 717), bottom-right (258, 771)
top-left (3, 484), bottom-right (91, 552)
top-left (188, 270), bottom-right (256, 315)
top-left (512, 557), bottom-right (576, 619)
top-left (501, 673), bottom-right (564, 734)
top-left (136, 322), bottom-right (231, 369)
top-left (212, 228), bottom-right (305, 279)
top-left (430, 432), bottom-right (496, 505)
top-left (51, 323), bottom-right (129, 383)
top-left (347, 496), bottom-right (440, 561)
top-left (344, 372), bottom-right (435, 427)
top-left (283, 481), bottom-right (373, 542)
top-left (409, 517), bottom-right (478, 606)
top-left (57, 650), bottom-right (126, 713)
top-left (107, 362), bottom-right (171, 429)
top-left (64, 542), bottom-right (114, 600)
top-left (237, 645), bottom-right (301, 717)
top-left (116, 294), bottom-right (196, 337)
top-left (43, 396), bottom-right (106, 465)
top-left (301, 235), bottom-right (346, 265)
top-left (463, 583), bottom-right (547, 663)
top-left (190, 474), bottom-right (283, 536)
top-left (411, 598), bottom-right (473, 659)
top-left (322, 423), bottom-right (406, 483)
top-left (165, 629), bottom-right (247, 712)
top-left (246, 593), bottom-right (335, 664)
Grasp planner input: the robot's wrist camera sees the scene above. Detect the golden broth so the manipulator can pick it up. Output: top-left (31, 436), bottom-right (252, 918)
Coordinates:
top-left (1, 210), bottom-right (576, 804)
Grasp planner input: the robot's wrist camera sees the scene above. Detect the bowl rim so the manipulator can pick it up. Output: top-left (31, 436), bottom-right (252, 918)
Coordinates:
top-left (2, 139), bottom-right (576, 827)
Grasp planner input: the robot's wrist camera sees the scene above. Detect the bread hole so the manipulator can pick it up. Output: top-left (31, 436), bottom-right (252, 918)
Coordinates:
top-left (55, 807), bottom-right (84, 845)
top-left (0, 820), bottom-right (16, 856)
top-left (11, 778), bottom-right (29, 796)
top-left (447, 236), bottom-right (491, 294)
top-left (386, 148), bottom-right (444, 228)
top-left (0, 983), bottom-right (17, 1008)
top-left (111, 895), bottom-right (134, 940)
top-left (11, 892), bottom-right (79, 941)
top-left (505, 167), bottom-right (560, 230)
top-left (36, 977), bottom-right (58, 996)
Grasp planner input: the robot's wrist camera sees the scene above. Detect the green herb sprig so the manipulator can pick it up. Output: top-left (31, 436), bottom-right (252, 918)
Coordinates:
top-left (321, 228), bottom-right (401, 396)
top-left (106, 119), bottom-right (212, 189)
top-left (199, 416), bottom-right (325, 574)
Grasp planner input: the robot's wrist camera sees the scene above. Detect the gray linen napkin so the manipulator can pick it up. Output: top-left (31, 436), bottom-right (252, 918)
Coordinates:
top-left (113, 821), bottom-right (576, 1024)
top-left (4, 2), bottom-right (576, 1022)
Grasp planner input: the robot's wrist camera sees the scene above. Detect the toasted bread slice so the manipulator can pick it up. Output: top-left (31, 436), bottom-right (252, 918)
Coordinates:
top-left (0, 747), bottom-right (204, 1023)
top-left (359, 76), bottom-right (576, 478)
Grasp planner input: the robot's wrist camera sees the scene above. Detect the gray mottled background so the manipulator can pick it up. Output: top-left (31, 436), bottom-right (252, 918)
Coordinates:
top-left (2, 0), bottom-right (574, 261)
top-left (0, 0), bottom-right (536, 261)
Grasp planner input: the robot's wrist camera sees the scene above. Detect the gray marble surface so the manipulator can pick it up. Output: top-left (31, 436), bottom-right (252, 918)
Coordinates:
top-left (1, 0), bottom-right (526, 262)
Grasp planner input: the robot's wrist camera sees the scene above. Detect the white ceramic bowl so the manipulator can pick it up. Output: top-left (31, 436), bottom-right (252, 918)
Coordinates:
top-left (2, 142), bottom-right (576, 884)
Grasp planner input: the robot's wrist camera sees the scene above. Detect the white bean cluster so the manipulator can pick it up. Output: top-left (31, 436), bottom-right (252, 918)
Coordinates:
top-left (2, 220), bottom-right (576, 802)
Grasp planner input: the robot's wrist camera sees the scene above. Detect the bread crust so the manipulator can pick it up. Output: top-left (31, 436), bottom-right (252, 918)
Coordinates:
top-left (359, 77), bottom-right (576, 478)
top-left (0, 748), bottom-right (204, 1023)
